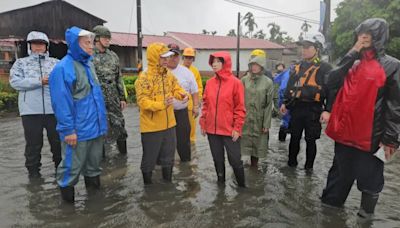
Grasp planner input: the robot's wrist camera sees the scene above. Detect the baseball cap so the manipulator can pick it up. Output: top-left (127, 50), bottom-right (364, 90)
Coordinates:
top-left (167, 43), bottom-right (180, 55)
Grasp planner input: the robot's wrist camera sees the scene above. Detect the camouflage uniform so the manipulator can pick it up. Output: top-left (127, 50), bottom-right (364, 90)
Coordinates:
top-left (93, 48), bottom-right (128, 144)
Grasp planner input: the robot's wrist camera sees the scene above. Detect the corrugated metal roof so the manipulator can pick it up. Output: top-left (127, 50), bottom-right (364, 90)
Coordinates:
top-left (110, 31), bottom-right (285, 50)
top-left (167, 32), bottom-right (285, 50)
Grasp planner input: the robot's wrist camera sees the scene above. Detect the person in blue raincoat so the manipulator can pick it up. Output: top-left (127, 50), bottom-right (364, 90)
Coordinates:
top-left (49, 26), bottom-right (108, 203)
top-left (273, 63), bottom-right (292, 142)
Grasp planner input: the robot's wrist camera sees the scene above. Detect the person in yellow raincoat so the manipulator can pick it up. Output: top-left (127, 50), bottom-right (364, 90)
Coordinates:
top-left (182, 47), bottom-right (203, 143)
top-left (135, 42), bottom-right (188, 185)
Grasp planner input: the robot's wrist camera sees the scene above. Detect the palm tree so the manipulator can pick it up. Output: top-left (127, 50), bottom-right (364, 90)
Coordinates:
top-left (268, 22), bottom-right (280, 41)
top-left (227, 29), bottom-right (237, 37)
top-left (243, 12), bottom-right (258, 38)
top-left (211, 31), bottom-right (217, 36)
top-left (301, 21), bottom-right (312, 35)
top-left (276, 31), bottom-right (288, 44)
top-left (253, 30), bottom-right (266, 39)
top-left (202, 29), bottom-right (209, 35)
top-left (283, 36), bottom-right (295, 44)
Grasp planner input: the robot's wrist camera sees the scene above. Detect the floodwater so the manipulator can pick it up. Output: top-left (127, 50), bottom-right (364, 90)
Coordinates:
top-left (0, 105), bottom-right (399, 228)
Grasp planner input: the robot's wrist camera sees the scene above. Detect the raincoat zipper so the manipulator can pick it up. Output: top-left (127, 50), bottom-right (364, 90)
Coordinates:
top-left (215, 74), bottom-right (222, 134)
top-left (38, 56), bottom-right (46, 115)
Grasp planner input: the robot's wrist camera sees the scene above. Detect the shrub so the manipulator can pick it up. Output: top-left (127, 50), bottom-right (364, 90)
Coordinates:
top-left (125, 84), bottom-right (136, 103)
top-left (0, 80), bottom-right (18, 112)
top-left (122, 75), bottom-right (138, 103)
top-left (0, 91), bottom-right (18, 111)
top-left (123, 75), bottom-right (138, 85)
top-left (201, 76), bottom-right (211, 91)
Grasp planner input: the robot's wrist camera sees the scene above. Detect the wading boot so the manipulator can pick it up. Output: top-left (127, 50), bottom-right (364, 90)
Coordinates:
top-left (162, 166), bottom-right (173, 182)
top-left (278, 126), bottom-right (288, 142)
top-left (214, 162), bottom-right (225, 183)
top-left (84, 175), bottom-right (101, 190)
top-left (250, 156), bottom-right (259, 167)
top-left (357, 192), bottom-right (379, 219)
top-left (233, 167), bottom-right (246, 187)
top-left (60, 186), bottom-right (75, 203)
top-left (142, 172), bottom-right (153, 185)
top-left (117, 140), bottom-right (127, 155)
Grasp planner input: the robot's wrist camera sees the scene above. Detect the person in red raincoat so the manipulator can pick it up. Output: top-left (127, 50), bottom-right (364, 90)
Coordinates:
top-left (320, 18), bottom-right (400, 219)
top-left (200, 51), bottom-right (246, 187)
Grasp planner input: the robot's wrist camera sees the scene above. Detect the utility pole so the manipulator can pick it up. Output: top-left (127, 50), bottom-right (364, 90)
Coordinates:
top-left (236, 12), bottom-right (240, 77)
top-left (136, 0), bottom-right (143, 72)
top-left (322, 0), bottom-right (331, 37)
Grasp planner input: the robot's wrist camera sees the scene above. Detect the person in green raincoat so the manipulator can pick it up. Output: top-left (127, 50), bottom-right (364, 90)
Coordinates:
top-left (241, 56), bottom-right (274, 167)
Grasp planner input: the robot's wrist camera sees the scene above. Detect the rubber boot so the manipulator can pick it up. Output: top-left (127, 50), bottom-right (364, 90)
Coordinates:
top-left (250, 156), bottom-right (259, 167)
top-left (278, 126), bottom-right (287, 142)
top-left (28, 168), bottom-right (41, 179)
top-left (162, 166), bottom-right (173, 182)
top-left (214, 162), bottom-right (225, 183)
top-left (60, 186), bottom-right (75, 203)
top-left (357, 192), bottom-right (379, 219)
top-left (117, 140), bottom-right (127, 154)
top-left (102, 144), bottom-right (106, 159)
top-left (233, 167), bottom-right (246, 187)
top-left (84, 176), bottom-right (101, 190)
top-left (142, 172), bottom-right (153, 185)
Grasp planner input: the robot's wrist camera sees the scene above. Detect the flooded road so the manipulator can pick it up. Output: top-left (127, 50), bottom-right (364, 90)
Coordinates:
top-left (1, 105), bottom-right (399, 228)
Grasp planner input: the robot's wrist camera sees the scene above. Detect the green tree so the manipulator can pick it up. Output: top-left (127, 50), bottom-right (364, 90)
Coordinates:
top-left (268, 22), bottom-right (280, 41)
top-left (268, 22), bottom-right (288, 44)
top-left (253, 29), bottom-right (267, 39)
top-left (243, 12), bottom-right (258, 38)
top-left (301, 20), bottom-right (312, 35)
top-left (330, 0), bottom-right (400, 59)
top-left (227, 29), bottom-right (237, 37)
top-left (283, 36), bottom-right (295, 44)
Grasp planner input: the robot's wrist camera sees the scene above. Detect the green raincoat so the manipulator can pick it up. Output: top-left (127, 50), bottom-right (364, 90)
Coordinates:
top-left (241, 56), bottom-right (274, 158)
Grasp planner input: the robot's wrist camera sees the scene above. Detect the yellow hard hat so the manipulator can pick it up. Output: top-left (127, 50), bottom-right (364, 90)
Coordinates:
top-left (183, 47), bottom-right (196, 57)
top-left (250, 49), bottom-right (267, 58)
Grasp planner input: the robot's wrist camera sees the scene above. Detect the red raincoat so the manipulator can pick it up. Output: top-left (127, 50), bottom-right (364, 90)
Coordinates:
top-left (200, 51), bottom-right (246, 136)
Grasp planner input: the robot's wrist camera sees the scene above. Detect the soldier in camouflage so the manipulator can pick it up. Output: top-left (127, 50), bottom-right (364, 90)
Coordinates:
top-left (92, 25), bottom-right (128, 155)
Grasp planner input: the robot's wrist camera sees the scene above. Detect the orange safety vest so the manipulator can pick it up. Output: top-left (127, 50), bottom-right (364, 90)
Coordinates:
top-left (289, 64), bottom-right (322, 102)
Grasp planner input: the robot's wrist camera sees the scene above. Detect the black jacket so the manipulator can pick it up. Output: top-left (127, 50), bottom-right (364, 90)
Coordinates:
top-left (326, 18), bottom-right (400, 149)
top-left (283, 60), bottom-right (332, 111)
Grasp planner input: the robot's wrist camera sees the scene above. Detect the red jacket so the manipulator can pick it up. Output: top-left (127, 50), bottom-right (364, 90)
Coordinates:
top-left (326, 50), bottom-right (387, 152)
top-left (200, 51), bottom-right (246, 136)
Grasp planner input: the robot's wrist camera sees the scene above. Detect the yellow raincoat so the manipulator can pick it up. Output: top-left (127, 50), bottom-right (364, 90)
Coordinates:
top-left (135, 43), bottom-right (187, 133)
top-left (185, 64), bottom-right (203, 142)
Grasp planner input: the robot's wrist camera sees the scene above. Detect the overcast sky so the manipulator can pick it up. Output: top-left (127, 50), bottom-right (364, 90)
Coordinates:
top-left (0, 0), bottom-right (343, 39)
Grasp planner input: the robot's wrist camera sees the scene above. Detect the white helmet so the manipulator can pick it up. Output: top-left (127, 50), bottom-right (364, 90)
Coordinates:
top-left (27, 31), bottom-right (49, 44)
top-left (26, 31), bottom-right (49, 55)
top-left (298, 32), bottom-right (325, 49)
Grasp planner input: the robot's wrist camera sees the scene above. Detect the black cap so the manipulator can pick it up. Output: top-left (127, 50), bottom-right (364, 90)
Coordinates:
top-left (167, 43), bottom-right (180, 55)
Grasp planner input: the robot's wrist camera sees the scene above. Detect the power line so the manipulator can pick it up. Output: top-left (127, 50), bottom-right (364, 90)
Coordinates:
top-left (255, 9), bottom-right (319, 19)
top-left (224, 0), bottom-right (320, 24)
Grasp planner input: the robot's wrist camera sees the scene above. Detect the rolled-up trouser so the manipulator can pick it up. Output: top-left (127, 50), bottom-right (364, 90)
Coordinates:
top-left (21, 114), bottom-right (61, 172)
top-left (141, 127), bottom-right (176, 173)
top-left (188, 108), bottom-right (197, 143)
top-left (174, 108), bottom-right (191, 161)
top-left (321, 142), bottom-right (384, 207)
top-left (207, 134), bottom-right (243, 169)
top-left (57, 136), bottom-right (104, 187)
